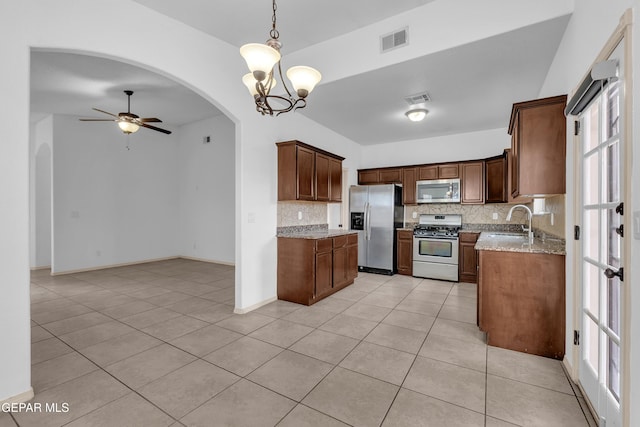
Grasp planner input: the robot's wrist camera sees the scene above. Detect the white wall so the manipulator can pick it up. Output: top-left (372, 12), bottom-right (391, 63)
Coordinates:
top-left (360, 127), bottom-right (510, 168)
top-left (538, 1), bottom-right (639, 423)
top-left (51, 115), bottom-right (180, 272)
top-left (178, 115), bottom-right (235, 264)
top-left (1, 0), bottom-right (364, 402)
top-left (30, 116), bottom-right (53, 268)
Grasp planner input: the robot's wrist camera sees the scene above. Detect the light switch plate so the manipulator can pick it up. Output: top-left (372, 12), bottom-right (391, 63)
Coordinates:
top-left (634, 210), bottom-right (640, 240)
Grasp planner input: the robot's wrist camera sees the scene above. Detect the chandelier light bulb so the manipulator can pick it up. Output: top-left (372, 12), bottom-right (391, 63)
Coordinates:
top-left (240, 43), bottom-right (281, 82)
top-left (405, 108), bottom-right (429, 122)
top-left (118, 120), bottom-right (140, 134)
top-left (286, 66), bottom-right (322, 98)
top-left (242, 73), bottom-right (277, 97)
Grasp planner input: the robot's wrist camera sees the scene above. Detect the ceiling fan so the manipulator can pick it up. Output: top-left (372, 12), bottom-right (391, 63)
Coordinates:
top-left (80, 90), bottom-right (172, 135)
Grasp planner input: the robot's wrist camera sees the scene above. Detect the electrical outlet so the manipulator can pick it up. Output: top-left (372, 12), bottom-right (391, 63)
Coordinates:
top-left (298, 211), bottom-right (303, 220)
top-left (203, 135), bottom-right (211, 144)
top-left (492, 212), bottom-right (498, 220)
top-left (412, 211), bottom-right (418, 219)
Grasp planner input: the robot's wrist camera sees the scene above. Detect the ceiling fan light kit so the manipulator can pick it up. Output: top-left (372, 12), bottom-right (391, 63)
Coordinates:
top-left (80, 90), bottom-right (172, 135)
top-left (239, 0), bottom-right (321, 116)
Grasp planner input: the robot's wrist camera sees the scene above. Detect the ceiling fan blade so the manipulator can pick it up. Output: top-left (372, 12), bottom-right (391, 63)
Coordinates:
top-left (79, 118), bottom-right (117, 122)
top-left (140, 123), bottom-right (172, 134)
top-left (139, 117), bottom-right (162, 123)
top-left (92, 108), bottom-right (119, 118)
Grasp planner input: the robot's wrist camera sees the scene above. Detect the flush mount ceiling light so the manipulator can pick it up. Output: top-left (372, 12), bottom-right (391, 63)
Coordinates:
top-left (405, 108), bottom-right (429, 122)
top-left (240, 0), bottom-right (322, 116)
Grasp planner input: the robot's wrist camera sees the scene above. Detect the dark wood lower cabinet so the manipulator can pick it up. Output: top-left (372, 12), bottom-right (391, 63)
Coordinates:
top-left (478, 250), bottom-right (565, 359)
top-left (458, 232), bottom-right (480, 283)
top-left (396, 230), bottom-right (413, 276)
top-left (277, 233), bottom-right (358, 305)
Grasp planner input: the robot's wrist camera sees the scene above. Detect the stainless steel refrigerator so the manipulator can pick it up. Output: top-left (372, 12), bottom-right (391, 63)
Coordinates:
top-left (349, 184), bottom-right (403, 275)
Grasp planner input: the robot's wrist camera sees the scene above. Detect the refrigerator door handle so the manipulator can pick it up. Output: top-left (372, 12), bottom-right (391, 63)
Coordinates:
top-left (365, 202), bottom-right (371, 240)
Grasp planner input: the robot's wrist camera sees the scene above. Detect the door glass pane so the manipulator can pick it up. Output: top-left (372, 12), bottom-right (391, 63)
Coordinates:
top-left (608, 337), bottom-right (620, 401)
top-left (584, 209), bottom-right (599, 261)
top-left (608, 276), bottom-right (621, 336)
top-left (606, 83), bottom-right (620, 139)
top-left (584, 262), bottom-right (600, 315)
top-left (605, 208), bottom-right (621, 268)
top-left (584, 152), bottom-right (599, 205)
top-left (603, 141), bottom-right (620, 203)
top-left (585, 316), bottom-right (599, 373)
top-left (585, 101), bottom-right (600, 153)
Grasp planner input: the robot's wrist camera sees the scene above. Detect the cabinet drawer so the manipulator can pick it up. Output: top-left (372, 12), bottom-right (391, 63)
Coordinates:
top-left (459, 232), bottom-right (480, 243)
top-left (316, 238), bottom-right (333, 253)
top-left (347, 234), bottom-right (358, 245)
top-left (333, 235), bottom-right (348, 248)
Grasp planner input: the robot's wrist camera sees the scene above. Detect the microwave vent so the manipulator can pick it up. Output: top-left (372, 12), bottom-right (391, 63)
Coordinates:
top-left (404, 91), bottom-right (431, 105)
top-left (381, 27), bottom-right (408, 52)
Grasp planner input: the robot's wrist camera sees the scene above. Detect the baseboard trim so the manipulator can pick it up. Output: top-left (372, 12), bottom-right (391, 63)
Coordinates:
top-left (1, 388), bottom-right (34, 405)
top-left (49, 255), bottom-right (236, 276)
top-left (51, 256), bottom-right (180, 276)
top-left (179, 256), bottom-right (235, 267)
top-left (562, 356), bottom-right (576, 381)
top-left (234, 296), bottom-right (277, 314)
top-left (30, 265), bottom-right (51, 271)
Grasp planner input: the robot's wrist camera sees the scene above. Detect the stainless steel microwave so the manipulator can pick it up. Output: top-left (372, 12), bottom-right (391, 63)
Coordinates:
top-left (416, 178), bottom-right (461, 203)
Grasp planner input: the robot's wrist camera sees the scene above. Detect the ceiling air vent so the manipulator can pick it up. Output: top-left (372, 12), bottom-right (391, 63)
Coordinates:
top-left (404, 91), bottom-right (431, 105)
top-left (381, 27), bottom-right (408, 53)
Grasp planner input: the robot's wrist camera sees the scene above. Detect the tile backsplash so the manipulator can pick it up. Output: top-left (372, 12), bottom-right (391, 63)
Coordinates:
top-left (278, 196), bottom-right (566, 238)
top-left (405, 198), bottom-right (565, 239)
top-left (278, 201), bottom-right (327, 227)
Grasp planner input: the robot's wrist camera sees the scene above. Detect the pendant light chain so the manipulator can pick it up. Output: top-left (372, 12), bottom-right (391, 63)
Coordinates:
top-left (270, 0), bottom-right (279, 40)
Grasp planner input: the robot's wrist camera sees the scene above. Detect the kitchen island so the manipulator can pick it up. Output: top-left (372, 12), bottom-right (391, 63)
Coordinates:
top-left (277, 229), bottom-right (358, 306)
top-left (476, 232), bottom-right (566, 359)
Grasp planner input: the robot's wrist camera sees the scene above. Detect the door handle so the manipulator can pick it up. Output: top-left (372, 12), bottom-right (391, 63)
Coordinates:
top-left (615, 224), bottom-right (623, 237)
top-left (604, 267), bottom-right (624, 282)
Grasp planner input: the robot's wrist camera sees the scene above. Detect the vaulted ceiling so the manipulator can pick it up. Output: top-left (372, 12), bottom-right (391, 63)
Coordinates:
top-left (30, 0), bottom-right (572, 145)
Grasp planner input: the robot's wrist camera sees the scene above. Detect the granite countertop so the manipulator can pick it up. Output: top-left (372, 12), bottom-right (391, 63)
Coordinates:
top-left (475, 231), bottom-right (566, 255)
top-left (277, 229), bottom-right (358, 239)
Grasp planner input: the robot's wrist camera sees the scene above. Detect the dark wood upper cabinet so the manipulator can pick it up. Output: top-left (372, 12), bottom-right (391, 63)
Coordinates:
top-left (461, 161), bottom-right (484, 204)
top-left (418, 165), bottom-right (438, 180)
top-left (378, 168), bottom-right (402, 183)
top-left (329, 158), bottom-right (342, 202)
top-left (358, 169), bottom-right (380, 185)
top-left (402, 167), bottom-right (417, 205)
top-left (438, 164), bottom-right (460, 179)
top-left (485, 153), bottom-right (507, 203)
top-left (315, 153), bottom-right (330, 202)
top-left (277, 140), bottom-right (344, 202)
top-left (508, 95), bottom-right (567, 197)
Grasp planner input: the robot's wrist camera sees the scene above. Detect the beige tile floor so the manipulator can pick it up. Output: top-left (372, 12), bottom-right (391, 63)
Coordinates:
top-left (0, 258), bottom-right (597, 426)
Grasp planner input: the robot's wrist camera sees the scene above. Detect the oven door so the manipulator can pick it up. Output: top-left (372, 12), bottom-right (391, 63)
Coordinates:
top-left (413, 236), bottom-right (459, 281)
top-left (413, 236), bottom-right (459, 265)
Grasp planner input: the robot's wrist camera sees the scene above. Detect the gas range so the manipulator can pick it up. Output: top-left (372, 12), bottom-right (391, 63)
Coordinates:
top-left (412, 214), bottom-right (462, 282)
top-left (413, 214), bottom-right (462, 238)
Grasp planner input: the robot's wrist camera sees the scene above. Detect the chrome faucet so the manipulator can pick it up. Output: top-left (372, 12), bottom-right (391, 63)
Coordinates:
top-left (506, 204), bottom-right (534, 244)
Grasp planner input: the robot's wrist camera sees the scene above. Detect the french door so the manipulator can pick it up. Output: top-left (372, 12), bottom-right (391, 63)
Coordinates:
top-left (578, 42), bottom-right (624, 427)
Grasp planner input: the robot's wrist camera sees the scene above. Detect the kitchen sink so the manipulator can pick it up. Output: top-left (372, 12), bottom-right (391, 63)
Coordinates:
top-left (481, 232), bottom-right (530, 242)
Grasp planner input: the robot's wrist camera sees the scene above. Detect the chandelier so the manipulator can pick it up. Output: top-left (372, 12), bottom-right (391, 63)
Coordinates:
top-left (240, 0), bottom-right (322, 116)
